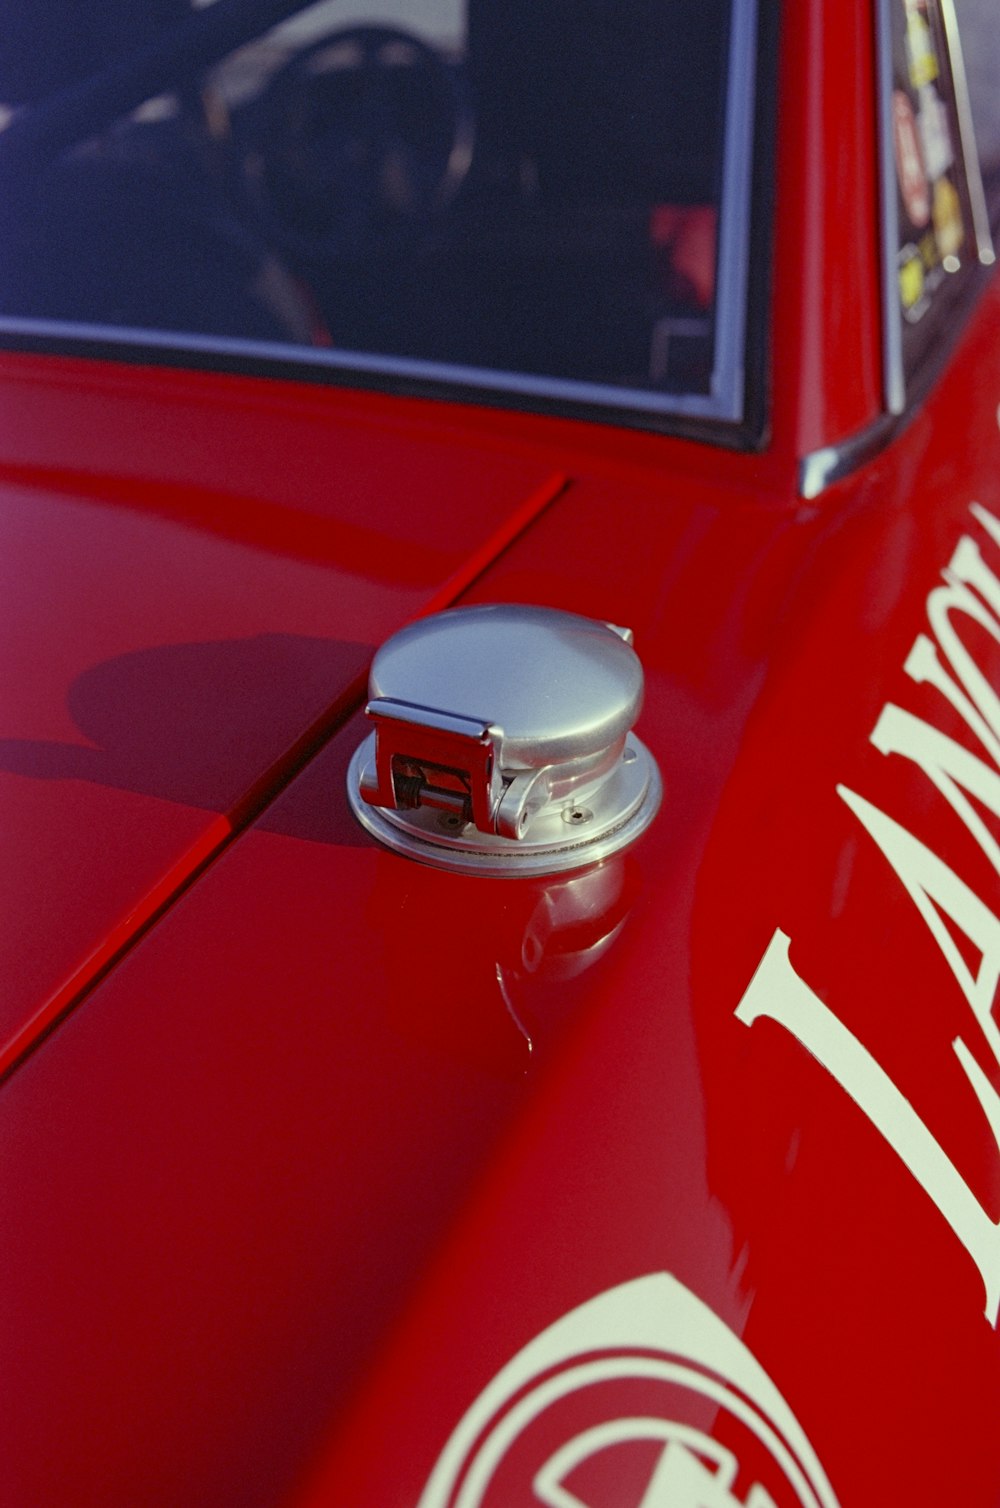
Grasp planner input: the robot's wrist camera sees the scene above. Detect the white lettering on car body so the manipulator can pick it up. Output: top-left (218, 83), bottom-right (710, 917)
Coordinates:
top-left (734, 502), bottom-right (1000, 1325)
top-left (735, 929), bottom-right (1000, 1324)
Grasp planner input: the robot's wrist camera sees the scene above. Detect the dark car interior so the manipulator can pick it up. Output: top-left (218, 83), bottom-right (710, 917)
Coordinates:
top-left (0, 0), bottom-right (731, 397)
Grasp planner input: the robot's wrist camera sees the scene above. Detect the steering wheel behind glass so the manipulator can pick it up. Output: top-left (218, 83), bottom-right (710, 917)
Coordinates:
top-left (240, 24), bottom-right (474, 263)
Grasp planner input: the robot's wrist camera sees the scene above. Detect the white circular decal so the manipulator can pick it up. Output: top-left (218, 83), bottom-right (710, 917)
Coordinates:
top-left (420, 1274), bottom-right (840, 1508)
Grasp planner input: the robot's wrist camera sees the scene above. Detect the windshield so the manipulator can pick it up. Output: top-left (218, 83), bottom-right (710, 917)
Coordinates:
top-left (0, 0), bottom-right (756, 426)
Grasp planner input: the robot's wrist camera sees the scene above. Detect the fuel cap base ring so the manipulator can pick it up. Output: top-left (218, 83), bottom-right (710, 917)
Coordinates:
top-left (347, 730), bottom-right (661, 877)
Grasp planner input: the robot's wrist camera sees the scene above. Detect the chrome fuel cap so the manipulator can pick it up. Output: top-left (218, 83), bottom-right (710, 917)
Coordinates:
top-left (346, 604), bottom-right (661, 875)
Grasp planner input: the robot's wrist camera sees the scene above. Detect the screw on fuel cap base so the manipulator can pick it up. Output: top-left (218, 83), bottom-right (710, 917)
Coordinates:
top-left (346, 604), bottom-right (661, 876)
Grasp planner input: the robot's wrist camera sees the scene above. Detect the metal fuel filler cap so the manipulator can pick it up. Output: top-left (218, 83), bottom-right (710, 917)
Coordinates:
top-left (346, 604), bottom-right (661, 875)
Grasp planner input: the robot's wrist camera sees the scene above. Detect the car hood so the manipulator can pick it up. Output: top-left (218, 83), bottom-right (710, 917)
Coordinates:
top-left (0, 426), bottom-right (822, 1505)
top-left (0, 351), bottom-right (565, 1074)
top-left (5, 314), bottom-right (1000, 1508)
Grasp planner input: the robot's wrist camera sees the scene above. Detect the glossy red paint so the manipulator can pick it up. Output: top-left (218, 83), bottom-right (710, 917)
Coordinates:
top-left (0, 356), bottom-right (566, 1073)
top-left (0, 477), bottom-right (797, 1508)
top-left (4, 260), bottom-right (1000, 1506)
top-left (2, 4), bottom-right (1000, 1508)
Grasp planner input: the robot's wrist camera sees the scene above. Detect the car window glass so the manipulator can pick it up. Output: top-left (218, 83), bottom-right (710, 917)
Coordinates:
top-left (952, 0), bottom-right (1000, 220)
top-left (882, 0), bottom-right (994, 407)
top-left (0, 0), bottom-right (755, 425)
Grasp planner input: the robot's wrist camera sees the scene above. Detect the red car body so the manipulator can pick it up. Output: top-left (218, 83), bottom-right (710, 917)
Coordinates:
top-left (2, 2), bottom-right (1000, 1504)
